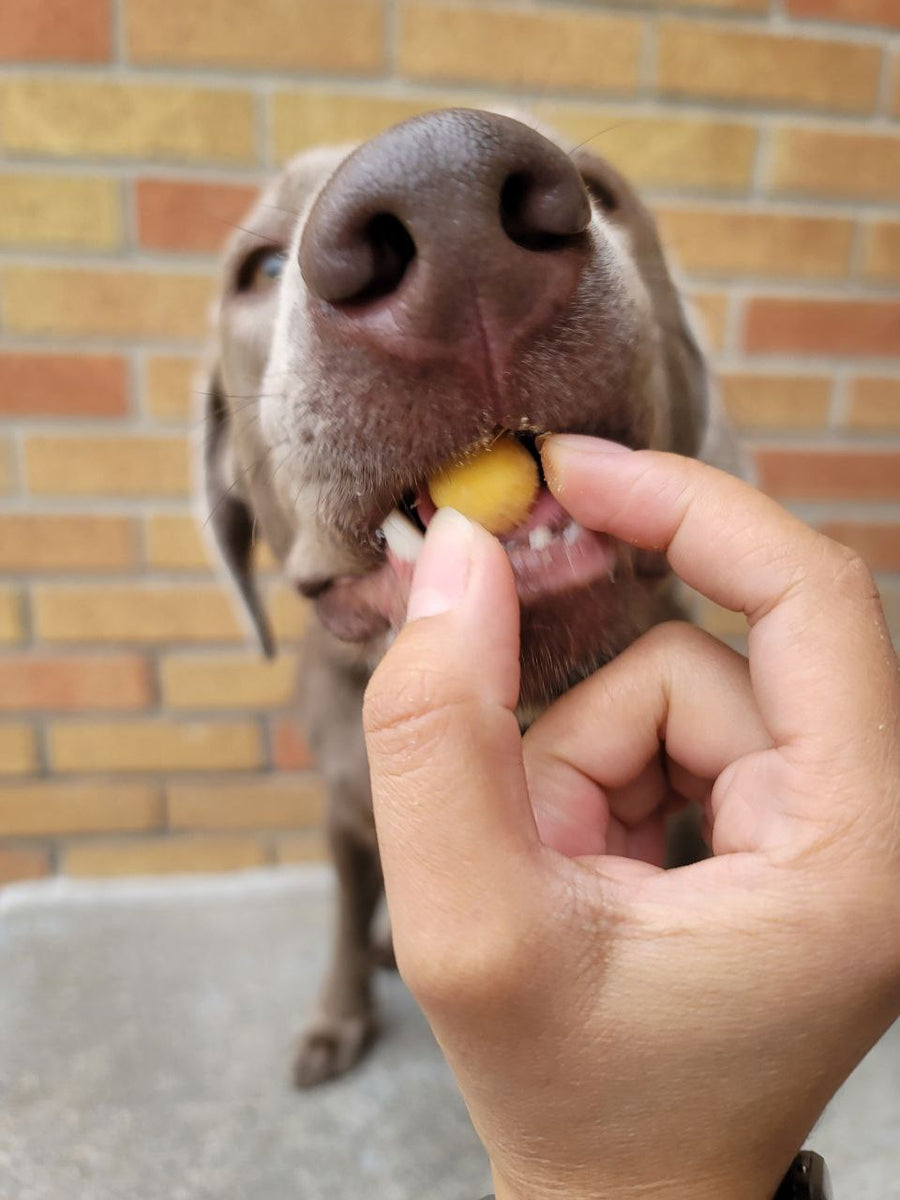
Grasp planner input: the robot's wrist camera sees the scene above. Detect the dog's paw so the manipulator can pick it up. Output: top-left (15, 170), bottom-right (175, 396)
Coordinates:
top-left (292, 1014), bottom-right (376, 1088)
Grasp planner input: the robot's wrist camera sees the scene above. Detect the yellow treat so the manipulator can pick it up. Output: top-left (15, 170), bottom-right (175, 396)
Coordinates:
top-left (428, 435), bottom-right (539, 536)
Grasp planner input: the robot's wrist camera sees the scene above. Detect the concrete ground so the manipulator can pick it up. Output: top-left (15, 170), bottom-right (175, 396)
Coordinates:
top-left (0, 867), bottom-right (897, 1200)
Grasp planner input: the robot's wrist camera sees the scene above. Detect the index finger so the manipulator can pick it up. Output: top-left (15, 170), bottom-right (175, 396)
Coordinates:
top-left (542, 437), bottom-right (898, 754)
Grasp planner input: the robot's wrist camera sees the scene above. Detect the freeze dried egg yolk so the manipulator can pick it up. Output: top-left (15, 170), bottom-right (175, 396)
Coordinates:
top-left (428, 435), bottom-right (539, 536)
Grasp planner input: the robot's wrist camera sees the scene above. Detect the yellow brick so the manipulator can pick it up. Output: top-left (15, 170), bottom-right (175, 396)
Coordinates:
top-left (62, 834), bottom-right (266, 877)
top-left (0, 725), bottom-right (37, 775)
top-left (0, 515), bottom-right (136, 571)
top-left (272, 90), bottom-right (447, 164)
top-left (0, 438), bottom-right (12, 495)
top-left (48, 719), bottom-right (262, 771)
top-left (771, 129), bottom-right (900, 203)
top-left (25, 436), bottom-right (189, 498)
top-left (656, 207), bottom-right (852, 281)
top-left (145, 355), bottom-right (196, 422)
top-left (0, 79), bottom-right (255, 163)
top-left (160, 652), bottom-right (298, 709)
top-left (537, 105), bottom-right (757, 194)
top-left (167, 775), bottom-right (324, 830)
top-left (127, 0), bottom-right (383, 72)
top-left (658, 19), bottom-right (880, 114)
top-left (273, 831), bottom-right (329, 864)
top-left (0, 590), bottom-right (23, 645)
top-left (146, 514), bottom-right (214, 570)
top-left (719, 374), bottom-right (832, 430)
top-left (0, 783), bottom-right (161, 836)
top-left (688, 291), bottom-right (729, 353)
top-left (399, 2), bottom-right (642, 92)
top-left (846, 378), bottom-right (900, 431)
top-left (34, 584), bottom-right (243, 643)
top-left (3, 267), bottom-right (211, 340)
top-left (861, 221), bottom-right (900, 283)
top-left (0, 174), bottom-right (121, 250)
top-left (266, 584), bottom-right (312, 644)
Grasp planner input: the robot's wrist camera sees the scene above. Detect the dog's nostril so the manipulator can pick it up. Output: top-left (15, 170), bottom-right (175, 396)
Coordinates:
top-left (500, 170), bottom-right (590, 252)
top-left (349, 213), bottom-right (416, 305)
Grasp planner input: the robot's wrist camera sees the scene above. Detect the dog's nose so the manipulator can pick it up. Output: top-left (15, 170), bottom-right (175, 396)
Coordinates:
top-left (299, 109), bottom-right (591, 349)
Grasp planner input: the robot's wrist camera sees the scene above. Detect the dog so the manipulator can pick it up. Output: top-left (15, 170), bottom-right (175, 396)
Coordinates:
top-left (201, 107), bottom-right (742, 1087)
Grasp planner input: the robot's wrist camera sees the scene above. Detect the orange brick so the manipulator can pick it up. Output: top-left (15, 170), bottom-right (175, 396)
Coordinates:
top-left (145, 356), bottom-right (196, 423)
top-left (0, 726), bottom-right (37, 775)
top-left (688, 291), bottom-right (730, 353)
top-left (658, 20), bottom-right (880, 114)
top-left (2, 267), bottom-right (211, 340)
top-left (846, 378), bottom-right (900, 430)
top-left (128, 0), bottom-right (383, 71)
top-left (273, 832), bottom-right (329, 864)
top-left (0, 515), bottom-right (136, 571)
top-left (48, 719), bottom-right (262, 772)
top-left (744, 298), bottom-right (900, 357)
top-left (656, 208), bottom-right (853, 280)
top-left (62, 835), bottom-right (266, 877)
top-left (0, 79), bottom-right (256, 164)
top-left (770, 129), bottom-right (900, 202)
top-left (25, 436), bottom-right (190, 498)
top-left (719, 374), bottom-right (832, 429)
top-left (0, 591), bottom-right (23, 646)
top-left (0, 174), bottom-right (120, 250)
top-left (272, 91), bottom-right (449, 163)
top-left (136, 180), bottom-right (258, 253)
top-left (861, 221), bottom-right (900, 283)
top-left (0, 845), bottom-right (51, 884)
top-left (0, 0), bottom-right (111, 61)
top-left (160, 652), bottom-right (298, 709)
top-left (33, 584), bottom-right (243, 644)
top-left (398, 3), bottom-right (643, 93)
top-left (0, 656), bottom-right (151, 712)
top-left (0, 783), bottom-right (161, 836)
top-left (0, 353), bottom-right (128, 418)
top-left (146, 514), bottom-right (214, 570)
top-left (787, 0), bottom-right (900, 26)
top-left (755, 449), bottom-right (900, 501)
top-left (167, 776), bottom-right (324, 830)
top-left (817, 522), bottom-right (900, 572)
top-left (538, 105), bottom-right (757, 194)
top-left (271, 717), bottom-right (314, 769)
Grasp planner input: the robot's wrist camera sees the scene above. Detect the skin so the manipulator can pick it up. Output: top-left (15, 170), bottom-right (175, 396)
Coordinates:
top-left (363, 436), bottom-right (900, 1200)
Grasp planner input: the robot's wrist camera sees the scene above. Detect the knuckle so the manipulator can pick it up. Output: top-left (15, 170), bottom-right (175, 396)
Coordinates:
top-left (400, 919), bottom-right (535, 1017)
top-left (821, 539), bottom-right (877, 603)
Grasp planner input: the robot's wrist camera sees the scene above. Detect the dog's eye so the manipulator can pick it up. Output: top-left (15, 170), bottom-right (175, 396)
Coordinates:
top-left (583, 178), bottom-right (618, 215)
top-left (236, 247), bottom-right (287, 294)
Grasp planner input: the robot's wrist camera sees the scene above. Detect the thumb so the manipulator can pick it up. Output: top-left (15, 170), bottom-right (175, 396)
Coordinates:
top-left (363, 509), bottom-right (539, 951)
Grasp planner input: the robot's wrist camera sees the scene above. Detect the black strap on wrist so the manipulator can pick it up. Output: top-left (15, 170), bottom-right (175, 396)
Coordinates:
top-left (477, 1149), bottom-right (832, 1200)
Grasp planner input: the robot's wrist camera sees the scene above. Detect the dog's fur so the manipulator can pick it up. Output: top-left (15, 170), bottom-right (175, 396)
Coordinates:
top-left (202, 109), bottom-right (741, 1087)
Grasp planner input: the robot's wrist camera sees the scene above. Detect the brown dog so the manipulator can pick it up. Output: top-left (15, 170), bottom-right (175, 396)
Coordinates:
top-left (202, 108), bottom-right (742, 1087)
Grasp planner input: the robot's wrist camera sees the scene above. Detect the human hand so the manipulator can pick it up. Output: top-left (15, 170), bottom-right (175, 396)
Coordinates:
top-left (363, 438), bottom-right (900, 1200)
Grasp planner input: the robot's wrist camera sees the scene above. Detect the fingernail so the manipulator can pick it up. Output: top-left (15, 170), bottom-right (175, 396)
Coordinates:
top-left (543, 434), bottom-right (633, 457)
top-left (406, 508), bottom-right (474, 622)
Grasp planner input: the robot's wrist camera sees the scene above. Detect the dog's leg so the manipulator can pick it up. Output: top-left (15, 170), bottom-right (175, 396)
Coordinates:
top-left (293, 795), bottom-right (383, 1087)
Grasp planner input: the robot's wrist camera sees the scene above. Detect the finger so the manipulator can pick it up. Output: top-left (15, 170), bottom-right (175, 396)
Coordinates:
top-left (364, 509), bottom-right (539, 956)
top-left (542, 437), bottom-right (898, 757)
top-left (524, 622), bottom-right (770, 855)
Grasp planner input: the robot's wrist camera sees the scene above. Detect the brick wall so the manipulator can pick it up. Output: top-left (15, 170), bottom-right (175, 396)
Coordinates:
top-left (1, 0), bottom-right (898, 883)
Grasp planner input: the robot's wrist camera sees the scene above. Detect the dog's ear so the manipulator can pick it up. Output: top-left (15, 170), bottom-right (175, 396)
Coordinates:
top-left (202, 372), bottom-right (275, 657)
top-left (572, 149), bottom-right (749, 480)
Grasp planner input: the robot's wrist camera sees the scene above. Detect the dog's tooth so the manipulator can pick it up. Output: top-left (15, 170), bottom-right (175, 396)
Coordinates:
top-left (528, 525), bottom-right (553, 551)
top-left (380, 509), bottom-right (424, 562)
top-left (562, 520), bottom-right (581, 544)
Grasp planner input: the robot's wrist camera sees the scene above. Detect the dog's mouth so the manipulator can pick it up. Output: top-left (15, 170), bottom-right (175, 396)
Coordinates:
top-left (381, 430), bottom-right (616, 603)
